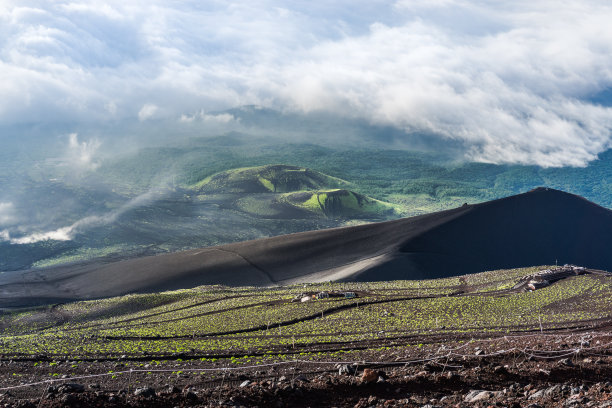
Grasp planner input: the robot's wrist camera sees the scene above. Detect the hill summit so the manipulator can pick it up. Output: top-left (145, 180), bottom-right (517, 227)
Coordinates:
top-left (194, 164), bottom-right (348, 193)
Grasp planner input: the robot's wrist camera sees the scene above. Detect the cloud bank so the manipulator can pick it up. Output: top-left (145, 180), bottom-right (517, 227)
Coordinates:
top-left (2, 1), bottom-right (612, 166)
top-left (2, 187), bottom-right (163, 244)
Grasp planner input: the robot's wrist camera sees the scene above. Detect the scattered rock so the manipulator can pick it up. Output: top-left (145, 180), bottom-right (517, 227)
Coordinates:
top-left (183, 390), bottom-right (198, 401)
top-left (166, 385), bottom-right (180, 394)
top-left (464, 390), bottom-right (502, 403)
top-left (362, 368), bottom-right (378, 383)
top-left (134, 386), bottom-right (155, 397)
top-left (529, 389), bottom-right (546, 400)
top-left (60, 394), bottom-right (77, 405)
top-left (58, 383), bottom-right (85, 394)
top-left (544, 384), bottom-right (562, 398)
top-left (494, 365), bottom-right (508, 374)
top-left (240, 380), bottom-right (251, 388)
top-left (337, 364), bottom-right (357, 375)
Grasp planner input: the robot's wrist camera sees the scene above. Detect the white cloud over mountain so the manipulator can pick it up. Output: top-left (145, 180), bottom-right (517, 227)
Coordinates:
top-left (1, 0), bottom-right (612, 166)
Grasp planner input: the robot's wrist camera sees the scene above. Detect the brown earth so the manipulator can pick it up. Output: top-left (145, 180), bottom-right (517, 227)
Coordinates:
top-left (1, 329), bottom-right (611, 407)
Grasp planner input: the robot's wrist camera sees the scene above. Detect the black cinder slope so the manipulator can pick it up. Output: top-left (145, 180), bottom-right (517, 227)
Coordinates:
top-left (1, 188), bottom-right (611, 306)
top-left (353, 187), bottom-right (612, 281)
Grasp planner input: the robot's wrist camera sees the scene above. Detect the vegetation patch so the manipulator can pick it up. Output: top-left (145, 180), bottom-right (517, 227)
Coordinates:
top-left (1, 266), bottom-right (610, 360)
top-left (192, 164), bottom-right (350, 193)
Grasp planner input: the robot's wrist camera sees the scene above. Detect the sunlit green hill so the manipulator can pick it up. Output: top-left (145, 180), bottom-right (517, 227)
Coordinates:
top-left (279, 189), bottom-right (397, 218)
top-left (192, 164), bottom-right (349, 193)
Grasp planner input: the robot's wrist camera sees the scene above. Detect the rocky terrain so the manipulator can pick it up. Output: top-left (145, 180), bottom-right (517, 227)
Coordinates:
top-left (1, 331), bottom-right (611, 407)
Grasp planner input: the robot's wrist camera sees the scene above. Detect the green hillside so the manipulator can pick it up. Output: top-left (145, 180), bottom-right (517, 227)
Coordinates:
top-left (279, 189), bottom-right (398, 218)
top-left (192, 164), bottom-right (349, 193)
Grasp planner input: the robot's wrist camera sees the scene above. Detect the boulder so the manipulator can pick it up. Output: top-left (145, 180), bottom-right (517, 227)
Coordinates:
top-left (361, 368), bottom-right (378, 383)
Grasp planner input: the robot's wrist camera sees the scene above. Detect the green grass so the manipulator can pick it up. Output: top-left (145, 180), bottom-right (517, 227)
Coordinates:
top-left (280, 189), bottom-right (400, 218)
top-left (191, 164), bottom-right (350, 193)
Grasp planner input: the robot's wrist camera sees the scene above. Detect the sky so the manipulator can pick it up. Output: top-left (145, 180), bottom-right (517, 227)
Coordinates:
top-left (2, 0), bottom-right (612, 166)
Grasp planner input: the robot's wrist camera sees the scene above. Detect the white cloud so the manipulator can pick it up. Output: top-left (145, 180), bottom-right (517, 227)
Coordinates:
top-left (1, 1), bottom-right (612, 166)
top-left (0, 229), bottom-right (9, 241)
top-left (138, 103), bottom-right (158, 121)
top-left (65, 133), bottom-right (101, 171)
top-left (0, 202), bottom-right (17, 226)
top-left (9, 226), bottom-right (73, 244)
top-left (179, 111), bottom-right (236, 123)
top-left (105, 101), bottom-right (117, 115)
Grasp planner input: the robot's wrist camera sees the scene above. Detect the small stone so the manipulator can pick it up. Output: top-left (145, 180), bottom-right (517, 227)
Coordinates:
top-left (338, 364), bottom-right (356, 375)
top-left (184, 391), bottom-right (198, 401)
top-left (166, 385), bottom-right (180, 394)
top-left (494, 365), bottom-right (508, 374)
top-left (134, 387), bottom-right (155, 397)
top-left (529, 389), bottom-right (545, 400)
top-left (544, 384), bottom-right (562, 398)
top-left (362, 368), bottom-right (378, 383)
top-left (464, 390), bottom-right (502, 403)
top-left (240, 380), bottom-right (251, 388)
top-left (58, 383), bottom-right (85, 394)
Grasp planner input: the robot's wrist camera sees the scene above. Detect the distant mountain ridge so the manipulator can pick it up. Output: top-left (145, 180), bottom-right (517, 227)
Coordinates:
top-left (2, 187), bottom-right (612, 307)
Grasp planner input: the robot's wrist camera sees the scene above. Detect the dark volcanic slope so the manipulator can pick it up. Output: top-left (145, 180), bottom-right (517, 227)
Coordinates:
top-left (2, 188), bottom-right (612, 306)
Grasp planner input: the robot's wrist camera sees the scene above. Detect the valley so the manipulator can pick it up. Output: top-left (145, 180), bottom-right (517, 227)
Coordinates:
top-left (4, 140), bottom-right (612, 273)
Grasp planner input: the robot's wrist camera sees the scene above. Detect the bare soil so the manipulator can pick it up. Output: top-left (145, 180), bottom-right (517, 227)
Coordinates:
top-left (1, 329), bottom-right (611, 407)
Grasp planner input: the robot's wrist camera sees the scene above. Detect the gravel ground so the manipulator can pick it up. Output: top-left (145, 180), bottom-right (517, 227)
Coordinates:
top-left (1, 331), bottom-right (611, 407)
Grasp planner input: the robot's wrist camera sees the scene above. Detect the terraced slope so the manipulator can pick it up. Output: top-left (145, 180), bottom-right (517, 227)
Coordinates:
top-left (1, 266), bottom-right (611, 358)
top-left (2, 188), bottom-right (612, 307)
